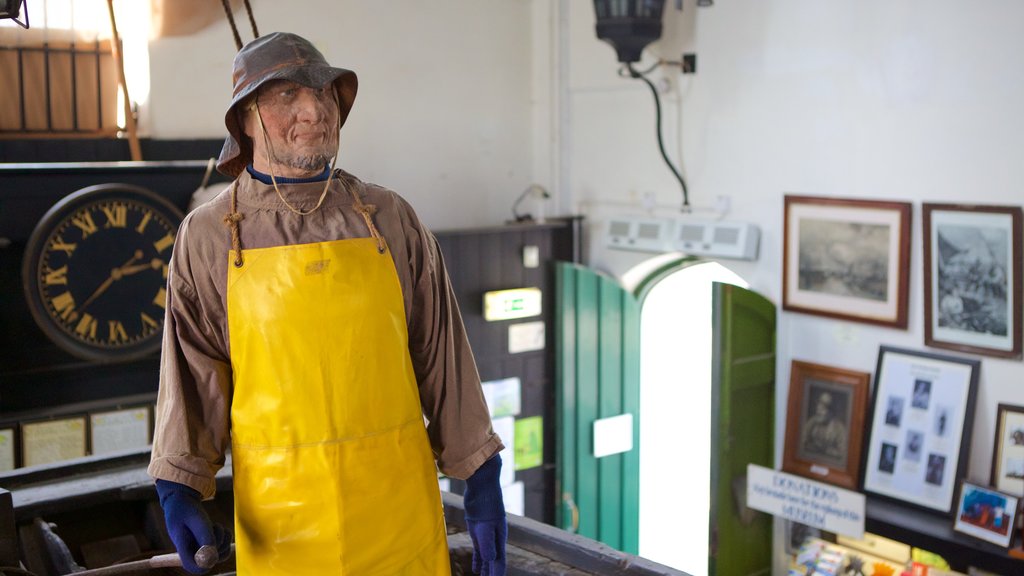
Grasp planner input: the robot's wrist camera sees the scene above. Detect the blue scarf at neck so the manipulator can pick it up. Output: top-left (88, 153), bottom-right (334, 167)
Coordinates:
top-left (247, 164), bottom-right (331, 184)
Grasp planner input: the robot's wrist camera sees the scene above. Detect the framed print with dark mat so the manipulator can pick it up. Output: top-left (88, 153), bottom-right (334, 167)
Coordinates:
top-left (923, 203), bottom-right (1022, 359)
top-left (783, 195), bottom-right (912, 329)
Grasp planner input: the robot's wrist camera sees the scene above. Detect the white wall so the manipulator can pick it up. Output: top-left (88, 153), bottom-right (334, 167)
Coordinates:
top-left (143, 0), bottom-right (534, 229)
top-left (566, 0), bottom-right (1024, 568)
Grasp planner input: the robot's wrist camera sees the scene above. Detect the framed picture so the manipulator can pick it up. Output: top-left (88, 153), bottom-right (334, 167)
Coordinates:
top-left (861, 346), bottom-right (980, 515)
top-left (21, 415), bottom-right (87, 468)
top-left (783, 360), bottom-right (870, 489)
top-left (991, 403), bottom-right (1024, 497)
top-left (89, 405), bottom-right (151, 456)
top-left (0, 427), bottom-right (15, 472)
top-left (953, 481), bottom-right (1019, 549)
top-left (783, 195), bottom-right (912, 328)
top-left (923, 203), bottom-right (1022, 359)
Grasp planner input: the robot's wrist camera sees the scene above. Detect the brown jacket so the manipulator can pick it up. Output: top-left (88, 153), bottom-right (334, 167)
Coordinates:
top-left (148, 170), bottom-right (502, 498)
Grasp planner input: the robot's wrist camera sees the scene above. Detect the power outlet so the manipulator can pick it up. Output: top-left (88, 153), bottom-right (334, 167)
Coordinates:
top-left (682, 53), bottom-right (697, 74)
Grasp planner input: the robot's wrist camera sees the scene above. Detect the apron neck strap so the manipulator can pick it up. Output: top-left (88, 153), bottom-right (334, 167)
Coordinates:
top-left (221, 177), bottom-right (388, 266)
top-left (223, 180), bottom-right (246, 267)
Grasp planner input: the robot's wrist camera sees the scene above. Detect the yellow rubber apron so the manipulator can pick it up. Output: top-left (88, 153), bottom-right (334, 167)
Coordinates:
top-left (226, 231), bottom-right (450, 575)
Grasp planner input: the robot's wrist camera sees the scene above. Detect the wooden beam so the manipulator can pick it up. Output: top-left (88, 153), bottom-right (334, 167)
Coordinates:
top-left (105, 0), bottom-right (142, 161)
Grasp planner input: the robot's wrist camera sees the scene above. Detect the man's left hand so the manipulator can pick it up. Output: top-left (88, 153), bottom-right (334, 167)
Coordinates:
top-left (463, 454), bottom-right (507, 576)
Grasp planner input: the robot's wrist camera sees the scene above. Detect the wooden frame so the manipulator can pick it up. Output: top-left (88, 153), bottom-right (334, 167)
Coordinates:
top-left (861, 346), bottom-right (980, 516)
top-left (783, 360), bottom-right (870, 489)
top-left (923, 203), bottom-right (1023, 359)
top-left (953, 480), bottom-right (1019, 549)
top-left (783, 195), bottom-right (912, 328)
top-left (991, 403), bottom-right (1024, 497)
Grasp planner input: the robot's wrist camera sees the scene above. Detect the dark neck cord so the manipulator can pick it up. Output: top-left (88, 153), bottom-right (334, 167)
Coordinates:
top-left (627, 62), bottom-right (690, 211)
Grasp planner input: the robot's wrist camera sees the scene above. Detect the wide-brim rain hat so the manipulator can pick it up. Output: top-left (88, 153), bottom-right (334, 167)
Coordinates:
top-left (217, 32), bottom-right (358, 177)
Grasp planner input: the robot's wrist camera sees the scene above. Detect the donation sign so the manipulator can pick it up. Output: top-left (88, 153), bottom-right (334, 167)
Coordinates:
top-left (746, 464), bottom-right (865, 539)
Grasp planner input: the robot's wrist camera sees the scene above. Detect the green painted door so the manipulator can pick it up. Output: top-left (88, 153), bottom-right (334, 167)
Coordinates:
top-left (555, 262), bottom-right (640, 554)
top-left (556, 264), bottom-right (775, 569)
top-left (710, 282), bottom-right (775, 576)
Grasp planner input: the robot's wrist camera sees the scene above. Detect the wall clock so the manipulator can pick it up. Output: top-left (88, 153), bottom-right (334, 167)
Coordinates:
top-left (22, 184), bottom-right (185, 362)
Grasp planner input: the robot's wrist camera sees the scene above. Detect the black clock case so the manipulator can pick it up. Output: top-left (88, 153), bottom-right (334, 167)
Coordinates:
top-left (1, 161), bottom-right (216, 414)
top-left (21, 183), bottom-right (185, 363)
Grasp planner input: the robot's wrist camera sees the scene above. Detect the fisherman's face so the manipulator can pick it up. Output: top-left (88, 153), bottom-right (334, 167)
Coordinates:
top-left (244, 79), bottom-right (340, 178)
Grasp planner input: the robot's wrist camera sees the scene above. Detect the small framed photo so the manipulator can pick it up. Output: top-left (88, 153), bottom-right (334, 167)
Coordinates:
top-left (861, 346), bottom-right (980, 515)
top-left (953, 481), bottom-right (1019, 549)
top-left (783, 195), bottom-right (912, 328)
top-left (783, 360), bottom-right (870, 489)
top-left (923, 203), bottom-right (1022, 359)
top-left (991, 403), bottom-right (1024, 496)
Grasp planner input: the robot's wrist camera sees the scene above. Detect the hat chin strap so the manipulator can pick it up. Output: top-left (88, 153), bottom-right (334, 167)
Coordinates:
top-left (252, 95), bottom-right (341, 216)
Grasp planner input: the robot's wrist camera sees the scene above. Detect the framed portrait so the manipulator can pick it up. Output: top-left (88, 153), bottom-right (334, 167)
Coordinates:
top-left (991, 403), bottom-right (1024, 497)
top-left (783, 195), bottom-right (912, 328)
top-left (861, 346), bottom-right (980, 516)
top-left (782, 360), bottom-right (870, 489)
top-left (953, 481), bottom-right (1019, 549)
top-left (923, 203), bottom-right (1022, 359)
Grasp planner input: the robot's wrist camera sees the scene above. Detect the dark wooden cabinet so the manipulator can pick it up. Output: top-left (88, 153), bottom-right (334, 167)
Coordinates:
top-left (435, 220), bottom-right (581, 524)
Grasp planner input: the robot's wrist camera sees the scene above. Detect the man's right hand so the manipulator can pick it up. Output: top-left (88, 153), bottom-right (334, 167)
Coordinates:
top-left (155, 479), bottom-right (232, 574)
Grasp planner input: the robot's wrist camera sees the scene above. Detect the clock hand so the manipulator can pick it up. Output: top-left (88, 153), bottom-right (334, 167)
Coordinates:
top-left (117, 257), bottom-right (167, 278)
top-left (118, 263), bottom-right (152, 276)
top-left (79, 250), bottom-right (145, 311)
top-left (78, 275), bottom-right (115, 312)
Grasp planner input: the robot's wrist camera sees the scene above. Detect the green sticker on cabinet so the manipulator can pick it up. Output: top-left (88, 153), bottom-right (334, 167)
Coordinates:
top-left (514, 416), bottom-right (543, 471)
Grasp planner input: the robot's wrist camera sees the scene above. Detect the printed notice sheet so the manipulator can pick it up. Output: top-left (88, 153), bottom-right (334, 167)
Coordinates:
top-left (22, 417), bottom-right (86, 467)
top-left (91, 407), bottom-right (150, 455)
top-left (0, 429), bottom-right (14, 471)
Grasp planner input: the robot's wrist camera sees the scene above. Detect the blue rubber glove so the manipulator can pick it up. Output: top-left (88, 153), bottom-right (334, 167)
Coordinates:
top-left (155, 479), bottom-right (232, 574)
top-left (463, 454), bottom-right (507, 576)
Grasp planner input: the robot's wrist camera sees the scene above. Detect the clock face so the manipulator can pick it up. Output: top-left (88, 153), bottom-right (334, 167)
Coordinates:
top-left (22, 184), bottom-right (184, 362)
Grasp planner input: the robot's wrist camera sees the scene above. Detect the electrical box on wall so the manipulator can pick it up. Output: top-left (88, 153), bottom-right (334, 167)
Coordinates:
top-left (605, 216), bottom-right (760, 261)
top-left (673, 218), bottom-right (760, 260)
top-left (605, 217), bottom-right (674, 253)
